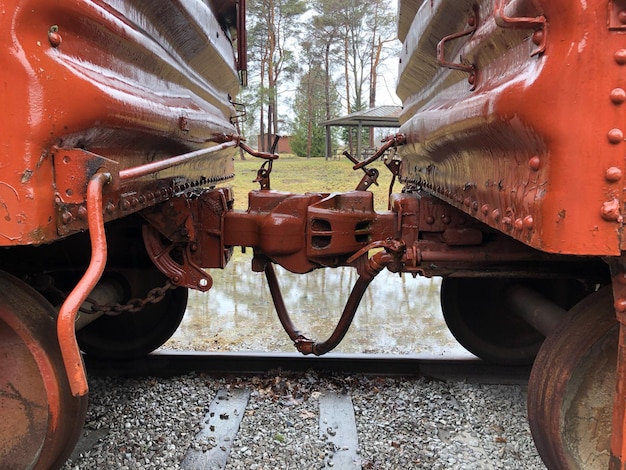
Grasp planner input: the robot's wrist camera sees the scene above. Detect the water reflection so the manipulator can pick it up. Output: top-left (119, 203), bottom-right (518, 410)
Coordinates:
top-left (164, 254), bottom-right (471, 356)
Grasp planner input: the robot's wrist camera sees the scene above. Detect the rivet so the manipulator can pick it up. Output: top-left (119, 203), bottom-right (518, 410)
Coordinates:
top-left (616, 272), bottom-right (626, 285)
top-left (471, 201), bottom-right (479, 211)
top-left (463, 198), bottom-right (472, 207)
top-left (619, 10), bottom-right (626, 24)
top-left (611, 88), bottom-right (626, 104)
top-left (608, 128), bottom-right (624, 144)
top-left (502, 216), bottom-right (512, 227)
top-left (77, 206), bottom-right (87, 220)
top-left (172, 275), bottom-right (181, 284)
top-left (426, 216), bottom-right (435, 224)
top-left (468, 74), bottom-right (476, 86)
top-left (481, 204), bottom-right (490, 215)
top-left (616, 298), bottom-right (626, 313)
top-left (601, 198), bottom-right (622, 222)
top-left (48, 25), bottom-right (62, 48)
top-left (146, 192), bottom-right (154, 201)
top-left (529, 156), bottom-right (541, 171)
top-left (441, 215), bottom-right (451, 225)
top-left (491, 209), bottom-right (501, 221)
top-left (514, 218), bottom-right (524, 230)
top-left (130, 197), bottom-right (139, 208)
top-left (138, 195), bottom-right (146, 204)
top-left (606, 167), bottom-right (623, 182)
top-left (467, 14), bottom-right (476, 27)
top-left (523, 215), bottom-right (534, 230)
top-left (65, 188), bottom-right (73, 197)
top-left (615, 49), bottom-right (626, 65)
top-left (61, 211), bottom-right (73, 225)
top-left (532, 29), bottom-right (544, 46)
top-left (106, 202), bottom-right (116, 214)
top-left (121, 199), bottom-right (131, 211)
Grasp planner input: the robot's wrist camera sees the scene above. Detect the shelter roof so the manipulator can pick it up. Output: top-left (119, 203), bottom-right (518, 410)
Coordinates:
top-left (321, 105), bottom-right (402, 128)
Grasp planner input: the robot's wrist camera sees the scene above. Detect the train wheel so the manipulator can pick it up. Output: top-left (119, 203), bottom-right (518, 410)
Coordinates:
top-left (440, 278), bottom-right (586, 365)
top-left (77, 270), bottom-right (188, 358)
top-left (0, 271), bottom-right (87, 470)
top-left (527, 287), bottom-right (617, 470)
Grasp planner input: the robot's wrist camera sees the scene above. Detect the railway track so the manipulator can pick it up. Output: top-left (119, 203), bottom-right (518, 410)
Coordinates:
top-left (84, 350), bottom-right (531, 383)
top-left (65, 352), bottom-right (541, 469)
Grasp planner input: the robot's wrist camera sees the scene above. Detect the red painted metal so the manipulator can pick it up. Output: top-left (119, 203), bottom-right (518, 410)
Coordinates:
top-left (397, 0), bottom-right (626, 256)
top-left (1, 0), bottom-right (239, 246)
top-left (57, 171), bottom-right (111, 397)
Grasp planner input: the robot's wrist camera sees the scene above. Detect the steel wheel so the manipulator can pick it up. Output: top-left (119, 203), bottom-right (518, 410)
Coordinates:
top-left (440, 278), bottom-right (586, 365)
top-left (77, 270), bottom-right (188, 358)
top-left (527, 287), bottom-right (617, 470)
top-left (0, 271), bottom-right (87, 470)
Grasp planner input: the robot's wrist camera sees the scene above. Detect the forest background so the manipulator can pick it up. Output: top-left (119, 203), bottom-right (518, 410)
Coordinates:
top-left (239, 0), bottom-right (400, 159)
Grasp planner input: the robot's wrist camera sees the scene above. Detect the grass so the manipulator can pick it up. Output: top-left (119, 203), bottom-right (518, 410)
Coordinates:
top-left (224, 154), bottom-right (395, 211)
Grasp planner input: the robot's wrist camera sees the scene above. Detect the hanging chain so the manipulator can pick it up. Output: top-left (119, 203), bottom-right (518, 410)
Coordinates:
top-left (79, 280), bottom-right (177, 316)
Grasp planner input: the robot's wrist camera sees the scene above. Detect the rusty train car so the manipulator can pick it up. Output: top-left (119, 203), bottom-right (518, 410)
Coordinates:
top-left (1, 0), bottom-right (624, 468)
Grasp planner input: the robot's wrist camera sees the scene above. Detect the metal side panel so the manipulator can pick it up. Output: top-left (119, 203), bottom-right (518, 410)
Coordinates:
top-left (397, 0), bottom-right (626, 256)
top-left (1, 0), bottom-right (239, 245)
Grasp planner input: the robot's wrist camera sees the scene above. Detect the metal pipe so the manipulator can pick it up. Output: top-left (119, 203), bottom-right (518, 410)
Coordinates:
top-left (505, 284), bottom-right (567, 337)
top-left (119, 142), bottom-right (236, 181)
top-left (57, 171), bottom-right (111, 397)
top-left (266, 251), bottom-right (390, 356)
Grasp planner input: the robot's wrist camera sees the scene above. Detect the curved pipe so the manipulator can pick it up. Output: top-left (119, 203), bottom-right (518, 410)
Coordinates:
top-left (265, 251), bottom-right (391, 356)
top-left (57, 171), bottom-right (111, 397)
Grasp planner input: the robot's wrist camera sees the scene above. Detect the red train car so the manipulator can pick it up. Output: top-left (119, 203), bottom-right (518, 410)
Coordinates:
top-left (1, 0), bottom-right (625, 468)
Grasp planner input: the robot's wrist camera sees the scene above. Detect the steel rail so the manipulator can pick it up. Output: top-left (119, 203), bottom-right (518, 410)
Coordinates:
top-left (84, 351), bottom-right (531, 384)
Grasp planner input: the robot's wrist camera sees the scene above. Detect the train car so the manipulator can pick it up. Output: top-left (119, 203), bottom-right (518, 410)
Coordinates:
top-left (2, 0), bottom-right (626, 469)
top-left (396, 1), bottom-right (626, 468)
top-left (0, 0), bottom-right (244, 467)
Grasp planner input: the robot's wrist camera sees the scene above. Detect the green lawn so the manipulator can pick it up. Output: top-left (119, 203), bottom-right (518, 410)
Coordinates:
top-left (225, 153), bottom-right (396, 211)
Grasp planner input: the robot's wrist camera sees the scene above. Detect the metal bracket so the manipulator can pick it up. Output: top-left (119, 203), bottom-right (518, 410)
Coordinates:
top-left (494, 0), bottom-right (547, 56)
top-left (609, 0), bottom-right (626, 31)
top-left (437, 6), bottom-right (479, 90)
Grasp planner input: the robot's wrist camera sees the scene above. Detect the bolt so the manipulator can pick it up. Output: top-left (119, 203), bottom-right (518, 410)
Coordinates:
top-left (121, 199), bottom-right (131, 211)
top-left (198, 278), bottom-right (209, 288)
top-left (608, 128), bottom-right (624, 144)
top-left (532, 29), bottom-right (544, 46)
top-left (616, 298), bottom-right (626, 313)
top-left (61, 210), bottom-right (73, 225)
top-left (606, 167), bottom-right (623, 182)
top-left (48, 25), bottom-right (62, 48)
top-left (77, 206), bottom-right (87, 220)
top-left (106, 202), bottom-right (116, 214)
top-left (523, 215), bottom-right (534, 230)
top-left (601, 198), bottom-right (623, 222)
top-left (615, 49), bottom-right (626, 65)
top-left (529, 156), bottom-right (541, 171)
top-left (611, 88), bottom-right (626, 104)
top-left (514, 218), bottom-right (524, 230)
top-left (172, 275), bottom-right (181, 284)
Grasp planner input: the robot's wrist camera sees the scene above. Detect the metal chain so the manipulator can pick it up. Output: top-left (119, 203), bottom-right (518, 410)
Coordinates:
top-left (79, 280), bottom-right (176, 316)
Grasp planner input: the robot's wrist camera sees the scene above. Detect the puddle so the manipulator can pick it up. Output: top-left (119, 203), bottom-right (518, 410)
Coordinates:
top-left (164, 253), bottom-right (471, 356)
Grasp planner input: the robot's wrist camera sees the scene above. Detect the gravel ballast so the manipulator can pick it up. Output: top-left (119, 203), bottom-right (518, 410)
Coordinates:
top-left (62, 371), bottom-right (546, 469)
